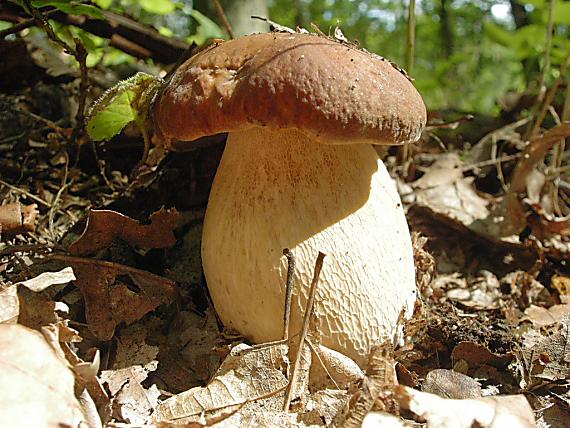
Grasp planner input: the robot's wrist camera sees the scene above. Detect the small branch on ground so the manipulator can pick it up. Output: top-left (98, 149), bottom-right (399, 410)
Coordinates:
top-left (283, 251), bottom-right (326, 411)
top-left (282, 248), bottom-right (296, 341)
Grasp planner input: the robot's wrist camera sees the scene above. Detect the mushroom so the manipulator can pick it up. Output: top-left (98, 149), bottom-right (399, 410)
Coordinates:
top-left (153, 32), bottom-right (426, 366)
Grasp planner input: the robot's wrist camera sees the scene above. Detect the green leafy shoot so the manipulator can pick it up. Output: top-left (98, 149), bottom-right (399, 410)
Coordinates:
top-left (86, 72), bottom-right (164, 141)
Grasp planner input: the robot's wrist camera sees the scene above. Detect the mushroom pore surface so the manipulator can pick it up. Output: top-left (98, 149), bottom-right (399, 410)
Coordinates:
top-left (202, 127), bottom-right (416, 366)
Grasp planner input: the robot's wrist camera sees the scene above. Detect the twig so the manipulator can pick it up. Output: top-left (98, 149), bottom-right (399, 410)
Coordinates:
top-left (0, 179), bottom-right (51, 208)
top-left (540, 0), bottom-right (555, 96)
top-left (405, 0), bottom-right (416, 75)
top-left (212, 0), bottom-right (235, 39)
top-left (283, 252), bottom-right (326, 411)
top-left (0, 243), bottom-right (54, 258)
top-left (0, 8), bottom-right (60, 38)
top-left (72, 38), bottom-right (89, 143)
top-left (528, 49), bottom-right (570, 138)
top-left (526, 0), bottom-right (557, 139)
top-left (282, 248), bottom-right (296, 341)
top-left (461, 153), bottom-right (521, 173)
top-left (48, 153), bottom-right (70, 240)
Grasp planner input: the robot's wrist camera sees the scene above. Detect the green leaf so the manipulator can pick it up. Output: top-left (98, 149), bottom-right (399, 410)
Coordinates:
top-left (139, 0), bottom-right (175, 15)
top-left (484, 22), bottom-right (514, 47)
top-left (552, 2), bottom-right (570, 24)
top-left (94, 0), bottom-right (112, 9)
top-left (188, 9), bottom-right (224, 45)
top-left (86, 72), bottom-right (164, 141)
top-left (31, 1), bottom-right (104, 19)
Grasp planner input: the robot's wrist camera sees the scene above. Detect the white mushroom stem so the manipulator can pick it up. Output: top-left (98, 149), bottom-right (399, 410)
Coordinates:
top-left (201, 127), bottom-right (417, 366)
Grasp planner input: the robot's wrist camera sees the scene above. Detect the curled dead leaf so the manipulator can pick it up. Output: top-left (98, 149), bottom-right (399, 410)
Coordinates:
top-left (70, 207), bottom-right (181, 255)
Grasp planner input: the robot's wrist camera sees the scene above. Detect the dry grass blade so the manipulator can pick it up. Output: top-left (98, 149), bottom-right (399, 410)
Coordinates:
top-left (283, 251), bottom-right (326, 411)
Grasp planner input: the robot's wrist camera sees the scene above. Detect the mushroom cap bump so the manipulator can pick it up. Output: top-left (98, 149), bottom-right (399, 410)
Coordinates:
top-left (154, 32), bottom-right (426, 146)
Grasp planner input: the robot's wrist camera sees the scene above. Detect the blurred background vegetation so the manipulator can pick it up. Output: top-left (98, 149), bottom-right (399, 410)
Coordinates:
top-left (3, 0), bottom-right (570, 115)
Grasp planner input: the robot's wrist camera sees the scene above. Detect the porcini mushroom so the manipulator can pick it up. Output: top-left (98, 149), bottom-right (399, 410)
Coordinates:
top-left (154, 32), bottom-right (426, 366)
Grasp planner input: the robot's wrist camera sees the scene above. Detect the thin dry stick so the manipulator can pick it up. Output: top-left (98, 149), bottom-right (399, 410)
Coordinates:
top-left (529, 49), bottom-right (570, 137)
top-left (526, 0), bottom-right (556, 138)
top-left (48, 153), bottom-right (70, 240)
top-left (405, 0), bottom-right (416, 75)
top-left (283, 251), bottom-right (326, 411)
top-left (0, 8), bottom-right (61, 38)
top-left (550, 75), bottom-right (570, 215)
top-left (282, 248), bottom-right (296, 340)
top-left (540, 0), bottom-right (555, 95)
top-left (402, 0), bottom-right (417, 166)
top-left (212, 0), bottom-right (235, 39)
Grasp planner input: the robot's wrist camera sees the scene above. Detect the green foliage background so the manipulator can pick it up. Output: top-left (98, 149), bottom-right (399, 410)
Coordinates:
top-left (270, 0), bottom-right (569, 114)
top-left (11, 0), bottom-right (569, 115)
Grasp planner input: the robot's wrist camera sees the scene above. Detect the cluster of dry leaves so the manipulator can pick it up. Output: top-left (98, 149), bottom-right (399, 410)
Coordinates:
top-left (1, 23), bottom-right (570, 428)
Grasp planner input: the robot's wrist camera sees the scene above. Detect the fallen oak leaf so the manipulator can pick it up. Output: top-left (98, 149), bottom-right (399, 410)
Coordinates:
top-left (51, 254), bottom-right (177, 340)
top-left (70, 208), bottom-right (181, 256)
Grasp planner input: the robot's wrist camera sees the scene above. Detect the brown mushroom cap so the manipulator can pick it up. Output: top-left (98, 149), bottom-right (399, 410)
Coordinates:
top-left (154, 32), bottom-right (426, 147)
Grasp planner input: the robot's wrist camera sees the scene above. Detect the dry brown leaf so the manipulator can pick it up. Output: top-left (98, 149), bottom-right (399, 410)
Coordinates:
top-left (99, 324), bottom-right (160, 423)
top-left (0, 202), bottom-right (38, 237)
top-left (452, 342), bottom-right (514, 370)
top-left (0, 324), bottom-right (86, 426)
top-left (394, 385), bottom-right (536, 428)
top-left (412, 153), bottom-right (489, 225)
top-left (101, 364), bottom-right (160, 424)
top-left (18, 286), bottom-right (61, 331)
top-left (53, 255), bottom-right (177, 340)
top-left (407, 205), bottom-right (538, 275)
top-left (523, 304), bottom-right (570, 327)
top-left (70, 207), bottom-right (181, 256)
top-left (520, 318), bottom-right (570, 383)
top-left (153, 342), bottom-right (289, 425)
top-left (302, 389), bottom-right (350, 426)
top-left (552, 275), bottom-right (570, 303)
top-left (18, 266), bottom-right (76, 292)
top-left (445, 271), bottom-right (502, 310)
top-left (309, 343), bottom-right (364, 390)
top-left (0, 284), bottom-right (18, 324)
top-left (422, 369), bottom-right (482, 399)
top-left (341, 342), bottom-right (398, 428)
